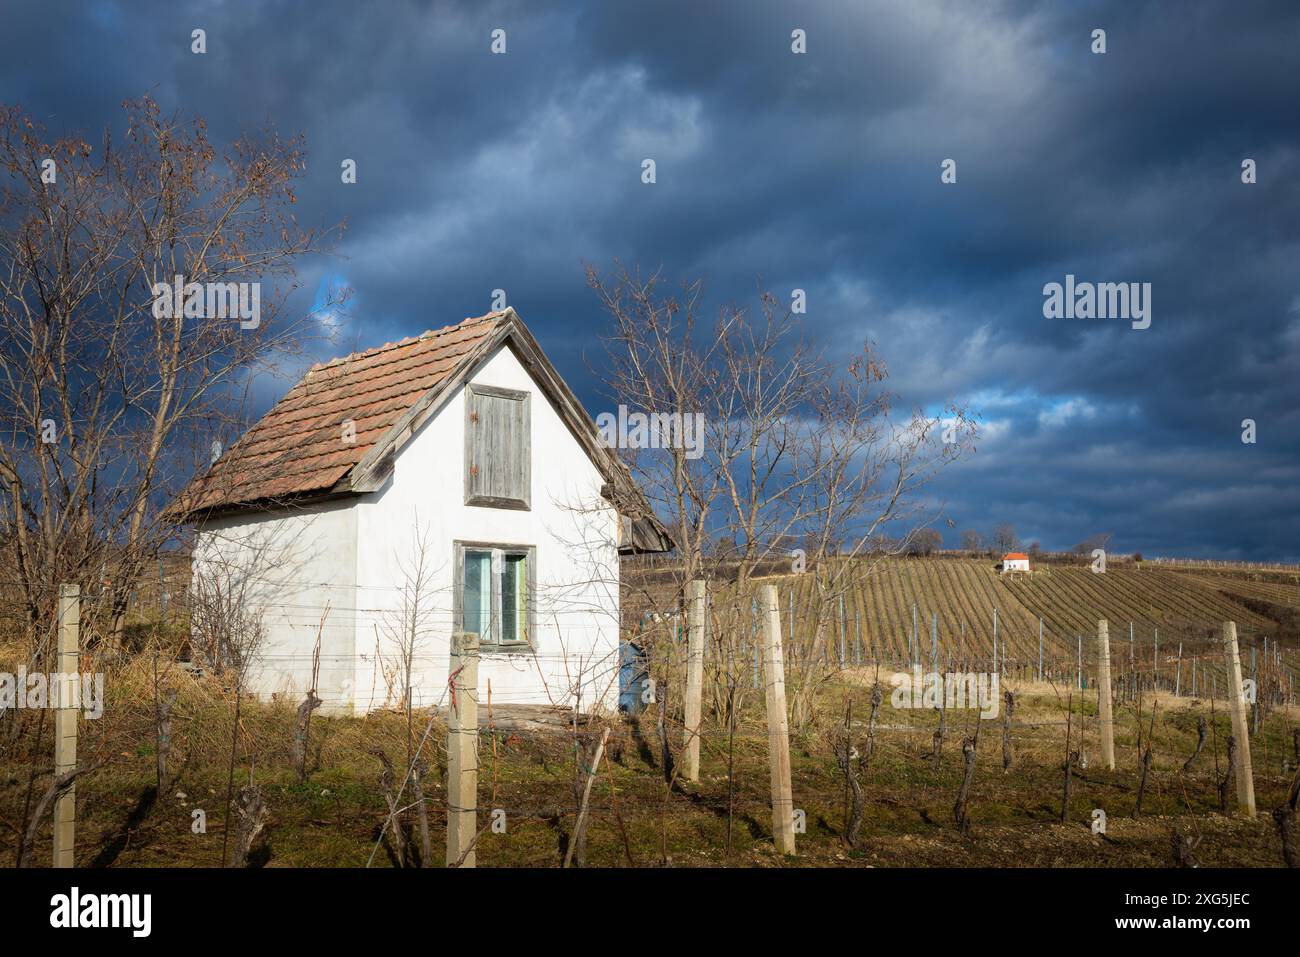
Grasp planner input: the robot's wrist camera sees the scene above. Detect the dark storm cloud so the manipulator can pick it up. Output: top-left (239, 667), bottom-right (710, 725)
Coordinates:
top-left (1, 0), bottom-right (1296, 558)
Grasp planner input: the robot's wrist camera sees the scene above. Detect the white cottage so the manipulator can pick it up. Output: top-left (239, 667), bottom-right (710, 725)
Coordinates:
top-left (1001, 552), bottom-right (1030, 573)
top-left (171, 309), bottom-right (672, 715)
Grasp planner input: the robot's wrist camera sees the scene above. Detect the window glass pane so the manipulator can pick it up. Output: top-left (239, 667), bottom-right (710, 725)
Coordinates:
top-left (464, 550), bottom-right (492, 643)
top-left (502, 554), bottom-right (526, 643)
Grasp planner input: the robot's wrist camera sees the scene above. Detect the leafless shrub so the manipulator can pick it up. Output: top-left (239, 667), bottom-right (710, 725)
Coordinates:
top-left (1135, 700), bottom-right (1158, 817)
top-left (188, 561), bottom-right (267, 681)
top-left (370, 747), bottom-right (412, 868)
top-left (1183, 715), bottom-right (1207, 772)
top-left (954, 724), bottom-right (980, 834)
top-left (291, 690), bottom-right (322, 782)
top-left (1061, 691), bottom-right (1075, 824)
top-left (1219, 736), bottom-right (1237, 814)
top-left (15, 760), bottom-right (103, 867)
top-left (1272, 755), bottom-right (1300, 867)
top-left (154, 686), bottom-right (178, 793)
top-left (834, 701), bottom-right (865, 847)
top-left (226, 784), bottom-right (268, 868)
top-left (1171, 828), bottom-right (1202, 868)
top-left (189, 554), bottom-right (267, 865)
top-left (1001, 690), bottom-right (1015, 771)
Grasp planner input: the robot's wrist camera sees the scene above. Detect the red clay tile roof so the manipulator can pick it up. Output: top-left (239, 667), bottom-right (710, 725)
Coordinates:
top-left (172, 311), bottom-right (504, 515)
top-left (1003, 552), bottom-right (1029, 560)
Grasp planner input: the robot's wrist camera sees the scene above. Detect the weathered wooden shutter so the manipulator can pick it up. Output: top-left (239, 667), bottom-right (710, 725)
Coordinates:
top-left (465, 385), bottom-right (530, 508)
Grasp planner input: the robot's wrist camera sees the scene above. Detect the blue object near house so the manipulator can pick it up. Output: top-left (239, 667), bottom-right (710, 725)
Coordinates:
top-left (619, 639), bottom-right (649, 714)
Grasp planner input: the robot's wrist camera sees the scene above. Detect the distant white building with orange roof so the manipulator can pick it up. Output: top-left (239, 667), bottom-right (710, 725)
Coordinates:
top-left (1001, 552), bottom-right (1030, 573)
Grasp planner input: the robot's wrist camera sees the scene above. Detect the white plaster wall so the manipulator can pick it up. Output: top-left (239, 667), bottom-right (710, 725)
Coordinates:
top-left (193, 341), bottom-right (621, 716)
top-left (352, 342), bottom-right (622, 715)
top-left (191, 500), bottom-right (359, 713)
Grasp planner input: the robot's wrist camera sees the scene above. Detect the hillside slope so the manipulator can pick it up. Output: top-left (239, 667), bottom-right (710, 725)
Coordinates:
top-left (775, 559), bottom-right (1284, 667)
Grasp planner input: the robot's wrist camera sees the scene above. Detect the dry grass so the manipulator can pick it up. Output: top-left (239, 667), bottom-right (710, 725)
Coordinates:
top-left (2, 641), bottom-right (1297, 868)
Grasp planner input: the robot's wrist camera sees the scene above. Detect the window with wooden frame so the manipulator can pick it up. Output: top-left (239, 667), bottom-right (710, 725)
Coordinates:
top-left (464, 384), bottom-right (530, 509)
top-left (454, 542), bottom-right (535, 650)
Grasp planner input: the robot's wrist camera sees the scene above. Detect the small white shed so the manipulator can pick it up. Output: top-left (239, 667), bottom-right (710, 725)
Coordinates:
top-left (171, 309), bottom-right (671, 715)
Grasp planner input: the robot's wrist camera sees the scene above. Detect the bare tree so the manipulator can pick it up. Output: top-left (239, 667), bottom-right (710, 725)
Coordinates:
top-left (990, 523), bottom-right (1018, 555)
top-left (591, 263), bottom-right (976, 733)
top-left (906, 527), bottom-right (943, 556)
top-left (1072, 532), bottom-right (1114, 557)
top-left (0, 95), bottom-right (343, 657)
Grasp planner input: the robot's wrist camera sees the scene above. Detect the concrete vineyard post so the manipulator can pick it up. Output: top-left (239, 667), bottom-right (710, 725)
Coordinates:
top-left (684, 579), bottom-right (706, 783)
top-left (1096, 619), bottom-right (1115, 770)
top-left (1222, 622), bottom-right (1256, 818)
top-left (760, 584), bottom-right (796, 855)
top-left (54, 584), bottom-right (79, 867)
top-left (838, 595), bottom-right (847, 667)
top-left (1038, 618), bottom-right (1043, 682)
top-left (912, 603), bottom-right (918, 667)
top-left (447, 630), bottom-right (480, 866)
top-left (993, 607), bottom-right (998, 675)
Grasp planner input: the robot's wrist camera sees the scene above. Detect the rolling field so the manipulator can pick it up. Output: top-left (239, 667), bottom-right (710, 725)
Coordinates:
top-left (1177, 571), bottom-right (1300, 611)
top-left (763, 558), bottom-right (1295, 675)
